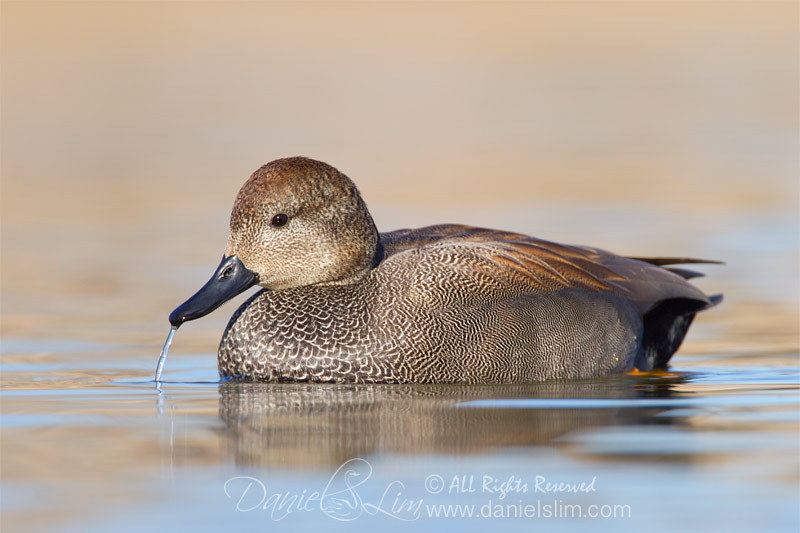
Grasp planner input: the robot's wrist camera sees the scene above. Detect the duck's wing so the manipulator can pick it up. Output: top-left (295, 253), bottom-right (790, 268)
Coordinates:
top-left (379, 224), bottom-right (719, 314)
top-left (380, 224), bottom-right (488, 255)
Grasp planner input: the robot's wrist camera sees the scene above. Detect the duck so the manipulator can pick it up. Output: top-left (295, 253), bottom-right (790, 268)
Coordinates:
top-left (167, 156), bottom-right (721, 384)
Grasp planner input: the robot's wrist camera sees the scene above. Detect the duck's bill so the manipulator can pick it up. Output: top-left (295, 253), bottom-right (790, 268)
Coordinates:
top-left (168, 254), bottom-right (258, 326)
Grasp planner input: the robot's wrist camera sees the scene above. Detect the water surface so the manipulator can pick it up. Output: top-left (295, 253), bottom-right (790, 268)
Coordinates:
top-left (2, 349), bottom-right (798, 532)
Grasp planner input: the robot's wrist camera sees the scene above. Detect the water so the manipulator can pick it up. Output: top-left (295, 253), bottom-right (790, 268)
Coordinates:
top-left (2, 2), bottom-right (798, 531)
top-left (1, 351), bottom-right (798, 531)
top-left (155, 326), bottom-right (178, 383)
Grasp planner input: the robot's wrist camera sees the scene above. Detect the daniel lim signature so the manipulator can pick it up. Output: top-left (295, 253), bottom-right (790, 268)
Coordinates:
top-left (223, 458), bottom-right (423, 521)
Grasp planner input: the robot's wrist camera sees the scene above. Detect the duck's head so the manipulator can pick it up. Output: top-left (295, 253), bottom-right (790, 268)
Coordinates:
top-left (168, 157), bottom-right (379, 327)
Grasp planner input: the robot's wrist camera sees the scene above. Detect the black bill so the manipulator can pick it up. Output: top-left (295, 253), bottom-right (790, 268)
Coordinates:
top-left (168, 255), bottom-right (258, 327)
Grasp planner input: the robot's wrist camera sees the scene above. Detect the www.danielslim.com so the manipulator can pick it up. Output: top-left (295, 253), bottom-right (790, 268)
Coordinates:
top-left (425, 499), bottom-right (631, 519)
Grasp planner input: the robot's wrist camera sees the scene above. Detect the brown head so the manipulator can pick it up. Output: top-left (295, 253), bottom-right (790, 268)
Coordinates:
top-left (168, 157), bottom-right (379, 326)
top-left (226, 157), bottom-right (379, 289)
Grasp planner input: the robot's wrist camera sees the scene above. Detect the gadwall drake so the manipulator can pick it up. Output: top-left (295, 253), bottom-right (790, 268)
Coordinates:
top-left (167, 156), bottom-right (721, 383)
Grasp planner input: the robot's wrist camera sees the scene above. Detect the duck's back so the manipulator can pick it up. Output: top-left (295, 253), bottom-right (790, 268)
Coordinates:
top-left (380, 224), bottom-right (714, 312)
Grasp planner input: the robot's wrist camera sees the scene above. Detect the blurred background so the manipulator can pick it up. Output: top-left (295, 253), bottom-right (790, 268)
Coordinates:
top-left (2, 1), bottom-right (798, 359)
top-left (2, 3), bottom-right (798, 532)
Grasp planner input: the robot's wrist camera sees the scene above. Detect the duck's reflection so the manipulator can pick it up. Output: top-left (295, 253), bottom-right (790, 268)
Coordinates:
top-left (217, 374), bottom-right (685, 468)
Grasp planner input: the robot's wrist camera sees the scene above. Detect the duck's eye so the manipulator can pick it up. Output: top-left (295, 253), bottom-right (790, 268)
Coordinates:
top-left (271, 213), bottom-right (288, 227)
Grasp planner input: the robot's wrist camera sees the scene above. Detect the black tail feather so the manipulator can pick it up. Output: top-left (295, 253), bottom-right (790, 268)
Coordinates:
top-left (627, 257), bottom-right (725, 266)
top-left (636, 298), bottom-right (710, 370)
top-left (665, 267), bottom-right (706, 280)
